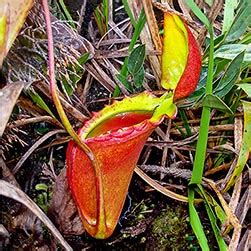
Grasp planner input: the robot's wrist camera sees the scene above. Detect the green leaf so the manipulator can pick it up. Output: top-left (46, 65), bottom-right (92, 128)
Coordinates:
top-left (28, 90), bottom-right (56, 119)
top-left (202, 94), bottom-right (233, 114)
top-left (71, 52), bottom-right (90, 83)
top-left (197, 186), bottom-right (228, 251)
top-left (179, 109), bottom-right (192, 136)
top-left (224, 100), bottom-right (251, 191)
top-left (116, 73), bottom-right (133, 92)
top-left (214, 51), bottom-right (245, 97)
top-left (238, 0), bottom-right (251, 12)
top-left (214, 59), bottom-right (231, 76)
top-left (133, 66), bottom-right (145, 88)
top-left (120, 10), bottom-right (146, 77)
top-left (241, 31), bottom-right (251, 44)
top-left (202, 191), bottom-right (226, 224)
top-left (187, 0), bottom-right (214, 191)
top-left (188, 188), bottom-right (210, 251)
top-left (77, 52), bottom-right (90, 66)
top-left (61, 74), bottom-right (74, 97)
top-left (204, 0), bottom-right (213, 6)
top-left (238, 83), bottom-right (251, 97)
top-left (222, 0), bottom-right (238, 33)
top-left (61, 52), bottom-right (90, 96)
top-left (225, 1), bottom-right (251, 42)
top-left (128, 44), bottom-right (146, 75)
top-left (215, 44), bottom-right (251, 62)
top-left (204, 34), bottom-right (225, 59)
top-left (187, 0), bottom-right (214, 185)
top-left (114, 9), bottom-right (146, 96)
top-left (35, 183), bottom-right (48, 192)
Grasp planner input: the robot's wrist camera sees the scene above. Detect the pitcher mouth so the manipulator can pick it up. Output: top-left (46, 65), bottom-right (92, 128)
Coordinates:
top-left (77, 92), bottom-right (167, 141)
top-left (81, 111), bottom-right (154, 145)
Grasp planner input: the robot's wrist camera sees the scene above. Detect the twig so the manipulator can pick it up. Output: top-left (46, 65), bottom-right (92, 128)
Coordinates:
top-left (142, 0), bottom-right (162, 52)
top-left (13, 129), bottom-right (66, 174)
top-left (135, 166), bottom-right (201, 203)
top-left (170, 124), bottom-right (234, 136)
top-left (140, 164), bottom-right (192, 180)
top-left (204, 162), bottom-right (231, 176)
top-left (76, 0), bottom-right (86, 33)
top-left (7, 116), bottom-right (63, 129)
top-left (34, 81), bottom-right (89, 122)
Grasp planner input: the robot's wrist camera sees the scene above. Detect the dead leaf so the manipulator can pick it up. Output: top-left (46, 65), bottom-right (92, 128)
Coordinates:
top-left (48, 168), bottom-right (85, 235)
top-left (0, 82), bottom-right (24, 137)
top-left (0, 0), bottom-right (34, 66)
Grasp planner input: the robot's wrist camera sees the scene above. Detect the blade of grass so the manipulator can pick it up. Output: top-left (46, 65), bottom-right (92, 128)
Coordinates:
top-left (113, 9), bottom-right (146, 96)
top-left (188, 188), bottom-right (209, 250)
top-left (122, 0), bottom-right (136, 28)
top-left (186, 1), bottom-right (215, 250)
top-left (94, 7), bottom-right (106, 36)
top-left (187, 0), bottom-right (214, 185)
top-left (122, 9), bottom-right (146, 74)
top-left (28, 90), bottom-right (56, 119)
top-left (102, 0), bottom-right (109, 31)
top-left (58, 0), bottom-right (76, 29)
top-left (179, 109), bottom-right (192, 136)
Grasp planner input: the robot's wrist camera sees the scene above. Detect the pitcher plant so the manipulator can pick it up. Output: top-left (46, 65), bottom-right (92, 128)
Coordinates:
top-left (66, 11), bottom-right (202, 239)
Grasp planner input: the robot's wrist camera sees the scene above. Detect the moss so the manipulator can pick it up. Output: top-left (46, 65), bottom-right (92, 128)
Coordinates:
top-left (146, 205), bottom-right (198, 250)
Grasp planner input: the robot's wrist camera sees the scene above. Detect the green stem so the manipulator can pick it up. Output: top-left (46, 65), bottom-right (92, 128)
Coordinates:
top-left (41, 0), bottom-right (106, 234)
top-left (190, 27), bottom-right (214, 185)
